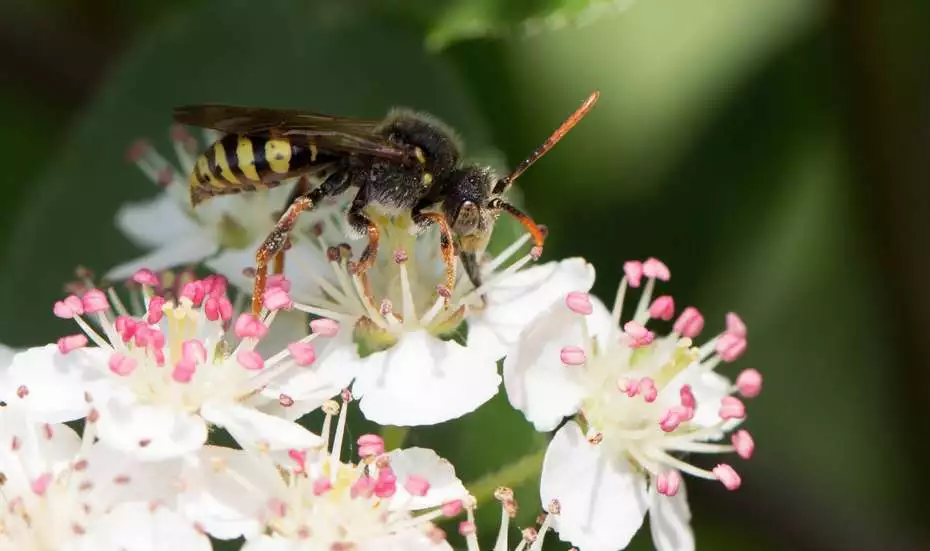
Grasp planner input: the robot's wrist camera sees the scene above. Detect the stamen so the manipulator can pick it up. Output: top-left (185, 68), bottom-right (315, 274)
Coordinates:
top-left (716, 333), bottom-right (747, 362)
top-left (357, 434), bottom-right (385, 458)
top-left (57, 334), bottom-right (88, 354)
top-left (565, 291), bottom-right (593, 315)
top-left (735, 368), bottom-right (762, 398)
top-left (731, 430), bottom-right (754, 459)
top-left (648, 295), bottom-right (675, 321)
top-left (560, 346), bottom-right (586, 366)
top-left (623, 261), bottom-right (643, 288)
top-left (329, 391), bottom-right (351, 482)
top-left (712, 464), bottom-right (741, 490)
top-left (642, 258), bottom-right (671, 281)
top-left (719, 396), bottom-right (746, 420)
top-left (656, 470), bottom-right (682, 496)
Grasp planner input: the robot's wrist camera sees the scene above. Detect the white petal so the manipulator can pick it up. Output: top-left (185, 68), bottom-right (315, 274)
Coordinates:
top-left (80, 502), bottom-right (212, 551)
top-left (0, 343), bottom-right (15, 367)
top-left (0, 343), bottom-right (16, 397)
top-left (179, 446), bottom-right (273, 540)
top-left (353, 331), bottom-right (500, 426)
top-left (94, 391), bottom-right (208, 461)
top-left (375, 534), bottom-right (455, 551)
top-left (105, 232), bottom-right (219, 281)
top-left (201, 401), bottom-right (322, 451)
top-left (81, 443), bottom-right (185, 509)
top-left (115, 193), bottom-right (199, 248)
top-left (540, 421), bottom-right (649, 551)
top-left (262, 330), bottom-right (359, 421)
top-left (502, 301), bottom-right (587, 432)
top-left (0, 409), bottom-right (80, 493)
top-left (386, 447), bottom-right (467, 510)
top-left (468, 258), bottom-right (595, 360)
top-left (242, 536), bottom-right (301, 551)
top-left (650, 482), bottom-right (695, 551)
top-left (2, 345), bottom-right (110, 423)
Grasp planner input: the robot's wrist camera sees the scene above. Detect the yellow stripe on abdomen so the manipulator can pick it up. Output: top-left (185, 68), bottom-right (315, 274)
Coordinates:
top-left (265, 139), bottom-right (292, 174)
top-left (212, 142), bottom-right (239, 184)
top-left (236, 137), bottom-right (260, 181)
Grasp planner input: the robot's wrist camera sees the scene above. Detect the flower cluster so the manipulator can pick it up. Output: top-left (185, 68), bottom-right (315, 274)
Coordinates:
top-left (0, 128), bottom-right (763, 550)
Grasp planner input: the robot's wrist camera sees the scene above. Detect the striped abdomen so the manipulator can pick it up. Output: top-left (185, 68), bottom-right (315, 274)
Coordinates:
top-left (189, 134), bottom-right (326, 205)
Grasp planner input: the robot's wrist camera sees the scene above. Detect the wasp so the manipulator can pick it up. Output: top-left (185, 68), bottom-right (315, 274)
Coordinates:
top-left (174, 92), bottom-right (599, 314)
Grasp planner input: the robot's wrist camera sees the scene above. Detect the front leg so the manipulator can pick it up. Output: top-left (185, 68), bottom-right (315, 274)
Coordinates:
top-left (411, 201), bottom-right (456, 304)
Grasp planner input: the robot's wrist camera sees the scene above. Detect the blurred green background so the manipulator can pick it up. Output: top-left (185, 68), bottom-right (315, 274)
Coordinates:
top-left (2, 0), bottom-right (929, 549)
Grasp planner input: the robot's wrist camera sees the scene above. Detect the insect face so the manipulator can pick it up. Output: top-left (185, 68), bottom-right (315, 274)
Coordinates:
top-left (442, 165), bottom-right (497, 253)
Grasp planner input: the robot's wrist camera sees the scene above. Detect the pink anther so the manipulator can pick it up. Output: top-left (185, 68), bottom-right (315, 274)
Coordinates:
top-left (565, 291), bottom-right (594, 315)
top-left (648, 295), bottom-right (675, 321)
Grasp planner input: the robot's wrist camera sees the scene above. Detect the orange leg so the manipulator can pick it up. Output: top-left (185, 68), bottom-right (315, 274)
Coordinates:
top-left (415, 211), bottom-right (456, 305)
top-left (270, 176), bottom-right (311, 278)
top-left (273, 250), bottom-right (286, 275)
top-left (349, 222), bottom-right (381, 276)
top-left (253, 196), bottom-right (313, 314)
top-left (492, 199), bottom-right (546, 258)
top-left (347, 222), bottom-right (380, 308)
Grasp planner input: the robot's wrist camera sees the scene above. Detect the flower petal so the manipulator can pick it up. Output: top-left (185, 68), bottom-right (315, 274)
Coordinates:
top-left (352, 331), bottom-right (500, 426)
top-left (1, 345), bottom-right (109, 423)
top-left (94, 390), bottom-right (208, 461)
top-left (468, 258), bottom-right (595, 360)
top-left (241, 536), bottom-right (303, 551)
top-left (386, 447), bottom-right (467, 510)
top-left (115, 193), bottom-right (199, 249)
top-left (105, 232), bottom-right (219, 281)
top-left (650, 481), bottom-right (695, 551)
top-left (80, 502), bottom-right (212, 551)
top-left (201, 401), bottom-right (322, 451)
top-left (540, 421), bottom-right (649, 551)
top-left (0, 409), bottom-right (80, 494)
top-left (502, 301), bottom-right (589, 432)
top-left (261, 330), bottom-right (359, 421)
top-left (179, 446), bottom-right (273, 540)
top-left (81, 443), bottom-right (185, 509)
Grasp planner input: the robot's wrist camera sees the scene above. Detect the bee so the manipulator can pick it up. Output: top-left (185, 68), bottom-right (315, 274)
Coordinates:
top-left (174, 92), bottom-right (599, 314)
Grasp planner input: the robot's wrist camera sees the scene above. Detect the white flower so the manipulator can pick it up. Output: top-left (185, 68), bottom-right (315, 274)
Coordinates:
top-left (179, 395), bottom-right (468, 551)
top-left (2, 272), bottom-right (336, 460)
top-left (260, 213), bottom-right (570, 426)
top-left (0, 404), bottom-right (208, 551)
top-left (504, 258), bottom-right (761, 551)
top-left (108, 126), bottom-right (337, 281)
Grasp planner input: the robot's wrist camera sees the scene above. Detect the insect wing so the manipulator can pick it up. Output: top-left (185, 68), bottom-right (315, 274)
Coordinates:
top-left (173, 104), bottom-right (413, 162)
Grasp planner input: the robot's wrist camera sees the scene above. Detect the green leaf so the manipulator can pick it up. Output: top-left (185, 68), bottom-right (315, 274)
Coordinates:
top-left (426, 0), bottom-right (633, 50)
top-left (0, 0), bottom-right (496, 347)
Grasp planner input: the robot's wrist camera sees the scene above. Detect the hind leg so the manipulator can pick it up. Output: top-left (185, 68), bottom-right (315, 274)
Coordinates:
top-left (252, 171), bottom-right (349, 314)
top-left (272, 176), bottom-right (311, 276)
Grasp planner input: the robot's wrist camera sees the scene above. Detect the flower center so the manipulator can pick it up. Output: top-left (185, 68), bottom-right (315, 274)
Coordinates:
top-left (292, 213), bottom-right (537, 353)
